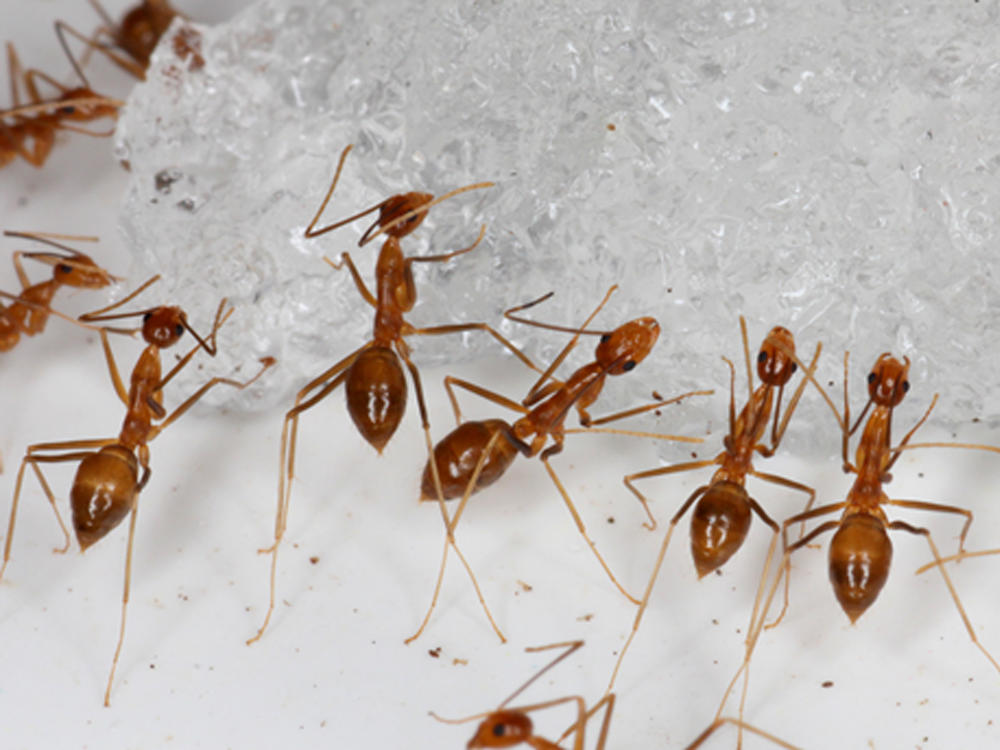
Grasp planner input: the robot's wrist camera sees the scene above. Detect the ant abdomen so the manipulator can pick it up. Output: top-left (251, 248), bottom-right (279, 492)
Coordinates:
top-left (828, 512), bottom-right (892, 622)
top-left (70, 446), bottom-right (139, 550)
top-left (420, 419), bottom-right (520, 500)
top-left (690, 481), bottom-right (752, 578)
top-left (345, 346), bottom-right (407, 453)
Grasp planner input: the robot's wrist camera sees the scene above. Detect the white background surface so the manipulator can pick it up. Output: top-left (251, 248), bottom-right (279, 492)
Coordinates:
top-left (2, 2), bottom-right (1000, 748)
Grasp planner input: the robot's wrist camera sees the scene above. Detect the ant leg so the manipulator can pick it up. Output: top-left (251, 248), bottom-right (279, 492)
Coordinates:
top-left (714, 513), bottom-right (841, 733)
top-left (406, 430), bottom-right (506, 644)
top-left (540, 451), bottom-right (636, 603)
top-left (685, 717), bottom-right (800, 750)
top-left (890, 520), bottom-right (1000, 675)
top-left (578, 388), bottom-right (714, 428)
top-left (247, 347), bottom-right (365, 645)
top-left (409, 321), bottom-right (541, 375)
top-left (323, 252), bottom-right (377, 308)
top-left (621, 458), bottom-right (718, 532)
top-left (509, 285), bottom-right (616, 405)
top-left (95, 327), bottom-right (129, 405)
top-left (749, 469), bottom-right (816, 539)
top-left (886, 498), bottom-right (972, 556)
top-left (1, 439), bottom-right (115, 579)
top-left (605, 484), bottom-right (709, 693)
top-left (104, 489), bottom-right (142, 707)
top-left (916, 547), bottom-right (1000, 573)
top-left (763, 504), bottom-right (845, 630)
top-left (770, 342), bottom-right (822, 450)
top-left (54, 20), bottom-right (145, 84)
top-left (442, 375), bottom-right (528, 426)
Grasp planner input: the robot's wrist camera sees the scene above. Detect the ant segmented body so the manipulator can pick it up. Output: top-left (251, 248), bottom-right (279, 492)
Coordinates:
top-left (409, 286), bottom-right (708, 643)
top-left (248, 144), bottom-right (539, 645)
top-left (0, 231), bottom-right (118, 351)
top-left (606, 318), bottom-right (819, 692)
top-left (1, 275), bottom-right (273, 705)
top-left (0, 43), bottom-right (120, 169)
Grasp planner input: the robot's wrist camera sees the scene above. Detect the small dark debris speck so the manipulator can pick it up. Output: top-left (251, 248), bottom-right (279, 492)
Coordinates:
top-left (821, 680), bottom-right (833, 688)
top-left (429, 647), bottom-right (442, 658)
top-left (309, 556), bottom-right (320, 564)
top-left (607, 516), bottom-right (615, 524)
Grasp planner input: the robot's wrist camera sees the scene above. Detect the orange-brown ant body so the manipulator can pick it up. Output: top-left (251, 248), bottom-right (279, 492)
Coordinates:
top-left (409, 286), bottom-right (707, 643)
top-left (1, 276), bottom-right (273, 705)
top-left (715, 351), bottom-right (1000, 740)
top-left (0, 43), bottom-right (120, 169)
top-left (247, 144), bottom-right (537, 644)
top-left (56, 0), bottom-right (182, 82)
top-left (606, 318), bottom-right (819, 692)
top-left (0, 231), bottom-right (117, 351)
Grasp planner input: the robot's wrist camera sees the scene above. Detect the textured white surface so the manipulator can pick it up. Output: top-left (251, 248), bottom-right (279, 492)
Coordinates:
top-left (114, 0), bottom-right (1000, 428)
top-left (1, 2), bottom-right (1000, 749)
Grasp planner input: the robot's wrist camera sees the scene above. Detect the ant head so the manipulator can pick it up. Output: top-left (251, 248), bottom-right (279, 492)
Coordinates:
top-left (757, 326), bottom-right (797, 387)
top-left (867, 353), bottom-right (910, 407)
top-left (56, 88), bottom-right (118, 122)
top-left (467, 710), bottom-right (533, 748)
top-left (141, 306), bottom-right (186, 349)
top-left (377, 192), bottom-right (433, 239)
top-left (51, 253), bottom-right (114, 289)
top-left (595, 317), bottom-right (660, 376)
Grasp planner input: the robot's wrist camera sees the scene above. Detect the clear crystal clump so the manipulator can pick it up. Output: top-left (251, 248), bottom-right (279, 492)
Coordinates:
top-left (117, 0), bottom-right (1000, 432)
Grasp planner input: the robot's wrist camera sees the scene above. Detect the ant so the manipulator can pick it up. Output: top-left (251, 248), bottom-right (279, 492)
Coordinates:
top-left (432, 640), bottom-right (797, 749)
top-left (1, 42), bottom-right (121, 169)
top-left (247, 143), bottom-right (540, 645)
top-left (0, 275), bottom-right (274, 705)
top-left (0, 230), bottom-right (119, 351)
top-left (55, 0), bottom-right (182, 82)
top-left (718, 350), bottom-right (1000, 739)
top-left (409, 285), bottom-right (709, 643)
top-left (605, 318), bottom-right (819, 692)
top-left (431, 640), bottom-right (616, 750)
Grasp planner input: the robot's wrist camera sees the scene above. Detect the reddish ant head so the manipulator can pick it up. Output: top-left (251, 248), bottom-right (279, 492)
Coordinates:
top-left (867, 353), bottom-right (910, 408)
top-left (51, 253), bottom-right (114, 289)
top-left (56, 88), bottom-right (119, 123)
top-left (467, 710), bottom-right (533, 748)
top-left (757, 326), bottom-right (797, 387)
top-left (142, 306), bottom-right (186, 348)
top-left (594, 317), bottom-right (660, 376)
top-left (377, 192), bottom-right (433, 239)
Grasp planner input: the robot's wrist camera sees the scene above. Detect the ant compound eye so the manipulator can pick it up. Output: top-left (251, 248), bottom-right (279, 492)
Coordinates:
top-left (790, 362), bottom-right (797, 373)
top-left (600, 334), bottom-right (611, 344)
top-left (757, 350), bottom-right (768, 364)
top-left (902, 380), bottom-right (910, 392)
top-left (174, 324), bottom-right (185, 336)
top-left (622, 360), bottom-right (636, 372)
top-left (867, 372), bottom-right (876, 385)
top-left (61, 105), bottom-right (76, 115)
top-left (493, 724), bottom-right (506, 737)
top-left (58, 263), bottom-right (73, 274)
top-left (143, 312), bottom-right (152, 322)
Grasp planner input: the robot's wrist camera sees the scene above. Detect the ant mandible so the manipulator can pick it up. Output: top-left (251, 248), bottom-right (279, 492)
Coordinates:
top-left (432, 640), bottom-right (616, 750)
top-left (605, 317), bottom-right (819, 693)
top-left (247, 143), bottom-right (539, 644)
top-left (1, 275), bottom-right (273, 705)
top-left (0, 230), bottom-right (119, 351)
top-left (409, 285), bottom-right (708, 643)
top-left (0, 42), bottom-right (121, 169)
